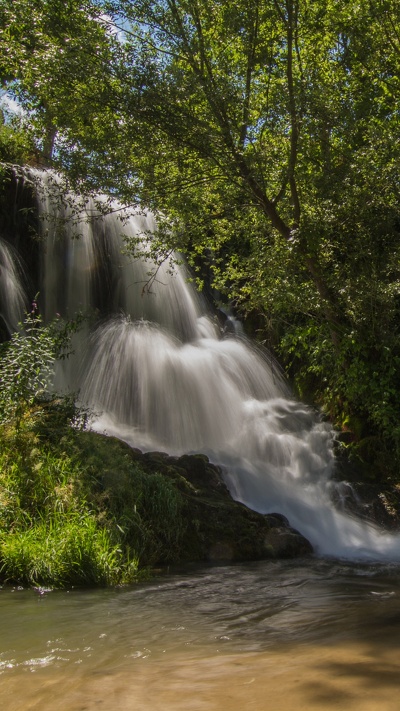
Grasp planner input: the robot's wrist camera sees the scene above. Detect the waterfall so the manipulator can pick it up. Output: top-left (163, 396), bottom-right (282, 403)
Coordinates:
top-left (3, 168), bottom-right (400, 562)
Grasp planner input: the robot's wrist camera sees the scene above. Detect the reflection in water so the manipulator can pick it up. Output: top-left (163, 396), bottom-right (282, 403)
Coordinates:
top-left (1, 559), bottom-right (400, 710)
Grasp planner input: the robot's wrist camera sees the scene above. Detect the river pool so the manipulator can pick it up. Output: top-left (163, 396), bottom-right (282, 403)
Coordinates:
top-left (1, 558), bottom-right (400, 710)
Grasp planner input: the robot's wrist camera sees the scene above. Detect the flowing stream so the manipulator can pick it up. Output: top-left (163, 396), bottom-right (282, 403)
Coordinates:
top-left (1, 559), bottom-right (400, 710)
top-left (3, 169), bottom-right (400, 561)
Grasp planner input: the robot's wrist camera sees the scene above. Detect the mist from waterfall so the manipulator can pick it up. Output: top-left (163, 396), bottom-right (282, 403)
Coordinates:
top-left (3, 169), bottom-right (400, 562)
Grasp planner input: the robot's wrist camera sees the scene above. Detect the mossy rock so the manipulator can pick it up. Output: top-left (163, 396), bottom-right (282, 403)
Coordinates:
top-left (0, 404), bottom-right (314, 587)
top-left (79, 434), bottom-right (314, 563)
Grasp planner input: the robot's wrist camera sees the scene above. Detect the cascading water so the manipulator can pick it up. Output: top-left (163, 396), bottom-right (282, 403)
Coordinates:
top-left (3, 169), bottom-right (400, 562)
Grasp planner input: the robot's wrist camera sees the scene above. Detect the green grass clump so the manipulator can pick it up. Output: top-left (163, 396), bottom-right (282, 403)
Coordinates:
top-left (69, 430), bottom-right (187, 565)
top-left (0, 514), bottom-right (135, 587)
top-left (0, 417), bottom-right (139, 587)
top-left (0, 403), bottom-right (186, 588)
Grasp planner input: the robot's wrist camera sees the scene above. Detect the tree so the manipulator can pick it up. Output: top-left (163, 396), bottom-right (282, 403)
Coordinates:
top-left (0, 106), bottom-right (36, 164)
top-left (103, 0), bottom-right (400, 454)
top-left (0, 0), bottom-right (124, 170)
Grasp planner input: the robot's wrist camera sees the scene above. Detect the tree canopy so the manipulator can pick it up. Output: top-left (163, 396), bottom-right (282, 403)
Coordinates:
top-left (2, 0), bottom-right (400, 472)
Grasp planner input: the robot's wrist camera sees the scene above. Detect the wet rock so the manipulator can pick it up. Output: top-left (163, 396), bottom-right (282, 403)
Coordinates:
top-left (126, 445), bottom-right (313, 563)
top-left (263, 526), bottom-right (314, 558)
top-left (265, 513), bottom-right (290, 528)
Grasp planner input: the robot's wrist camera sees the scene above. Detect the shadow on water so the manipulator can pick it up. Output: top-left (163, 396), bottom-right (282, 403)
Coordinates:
top-left (293, 636), bottom-right (400, 710)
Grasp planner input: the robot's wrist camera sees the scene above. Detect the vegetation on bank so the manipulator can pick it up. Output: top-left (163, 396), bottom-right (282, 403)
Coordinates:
top-left (0, 401), bottom-right (190, 588)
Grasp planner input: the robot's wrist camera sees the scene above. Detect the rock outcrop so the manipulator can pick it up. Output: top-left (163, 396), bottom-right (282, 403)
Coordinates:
top-left (127, 446), bottom-right (313, 562)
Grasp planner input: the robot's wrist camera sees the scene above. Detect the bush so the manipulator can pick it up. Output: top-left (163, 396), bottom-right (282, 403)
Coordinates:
top-left (0, 311), bottom-right (83, 428)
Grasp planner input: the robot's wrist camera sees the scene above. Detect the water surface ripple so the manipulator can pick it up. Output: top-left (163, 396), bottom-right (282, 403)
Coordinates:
top-left (2, 558), bottom-right (400, 670)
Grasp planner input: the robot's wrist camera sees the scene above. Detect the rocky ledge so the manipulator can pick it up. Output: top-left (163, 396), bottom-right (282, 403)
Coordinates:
top-left (128, 446), bottom-right (313, 562)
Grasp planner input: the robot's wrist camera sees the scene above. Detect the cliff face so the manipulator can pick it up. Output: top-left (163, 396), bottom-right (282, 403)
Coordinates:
top-left (0, 166), bottom-right (39, 267)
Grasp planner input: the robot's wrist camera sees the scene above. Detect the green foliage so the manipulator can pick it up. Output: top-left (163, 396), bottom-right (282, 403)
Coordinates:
top-left (0, 304), bottom-right (187, 587)
top-left (0, 311), bottom-right (81, 427)
top-left (0, 417), bottom-right (138, 586)
top-left (0, 515), bottom-right (130, 588)
top-left (0, 314), bottom-right (55, 425)
top-left (65, 430), bottom-right (188, 565)
top-left (0, 0), bottom-right (125, 172)
top-left (280, 319), bottom-right (400, 472)
top-left (0, 113), bottom-right (36, 164)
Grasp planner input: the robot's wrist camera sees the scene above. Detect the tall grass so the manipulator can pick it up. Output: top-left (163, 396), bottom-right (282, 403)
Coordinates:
top-left (0, 514), bottom-right (137, 587)
top-left (0, 404), bottom-right (186, 588)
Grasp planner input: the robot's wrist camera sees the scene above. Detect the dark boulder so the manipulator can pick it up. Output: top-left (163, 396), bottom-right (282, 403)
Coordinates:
top-left (128, 443), bottom-right (313, 562)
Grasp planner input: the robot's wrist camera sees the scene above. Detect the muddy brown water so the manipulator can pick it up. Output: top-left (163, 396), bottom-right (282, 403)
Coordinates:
top-left (1, 558), bottom-right (400, 710)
